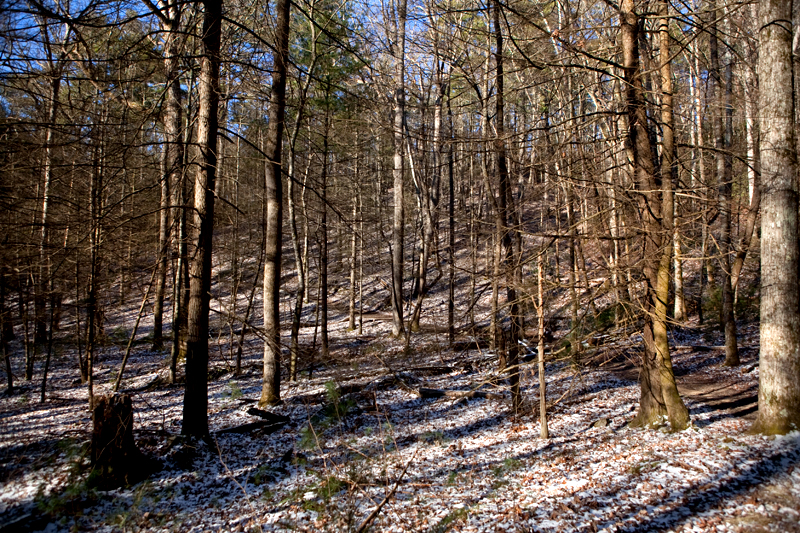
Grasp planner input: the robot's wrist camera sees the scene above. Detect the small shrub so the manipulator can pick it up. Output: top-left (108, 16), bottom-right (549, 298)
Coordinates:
top-left (429, 506), bottom-right (469, 532)
top-left (225, 380), bottom-right (243, 400)
top-left (420, 430), bottom-right (448, 446)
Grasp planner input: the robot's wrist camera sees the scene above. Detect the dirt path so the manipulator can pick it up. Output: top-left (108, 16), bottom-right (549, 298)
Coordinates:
top-left (602, 346), bottom-right (759, 421)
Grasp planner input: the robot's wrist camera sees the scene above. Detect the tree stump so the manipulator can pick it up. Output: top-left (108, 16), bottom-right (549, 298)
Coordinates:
top-left (91, 394), bottom-right (152, 487)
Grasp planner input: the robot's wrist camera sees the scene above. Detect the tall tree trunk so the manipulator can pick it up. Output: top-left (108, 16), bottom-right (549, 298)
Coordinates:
top-left (348, 193), bottom-right (358, 331)
top-left (87, 146), bottom-right (102, 411)
top-left (153, 2), bottom-right (183, 351)
top-left (170, 170), bottom-right (189, 384)
top-left (182, 0), bottom-right (222, 437)
top-left (32, 6), bottom-right (70, 346)
top-left (447, 94), bottom-right (455, 346)
top-left (624, 0), bottom-right (688, 431)
top-left (2, 268), bottom-right (12, 393)
top-left (36, 72), bottom-right (62, 345)
top-left (320, 110), bottom-right (330, 361)
top-left (288, 1), bottom-right (319, 379)
top-left (260, 0), bottom-right (290, 406)
top-left (751, 0), bottom-right (800, 435)
top-left (537, 249), bottom-right (548, 438)
top-left (492, 0), bottom-right (520, 413)
top-left (710, 2), bottom-right (739, 366)
top-left (660, 12), bottom-right (684, 324)
top-left (390, 0), bottom-right (407, 338)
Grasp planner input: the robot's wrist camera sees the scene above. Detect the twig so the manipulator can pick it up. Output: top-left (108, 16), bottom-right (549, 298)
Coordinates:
top-left (113, 266), bottom-right (158, 392)
top-left (355, 448), bottom-right (418, 533)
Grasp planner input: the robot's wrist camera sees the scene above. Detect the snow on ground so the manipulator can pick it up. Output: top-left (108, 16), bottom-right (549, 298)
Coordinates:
top-left (1, 311), bottom-right (799, 533)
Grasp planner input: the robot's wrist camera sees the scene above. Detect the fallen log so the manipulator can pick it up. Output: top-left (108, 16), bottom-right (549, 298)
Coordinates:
top-left (246, 407), bottom-right (290, 424)
top-left (409, 365), bottom-right (454, 376)
top-left (417, 387), bottom-right (505, 401)
top-left (215, 420), bottom-right (287, 435)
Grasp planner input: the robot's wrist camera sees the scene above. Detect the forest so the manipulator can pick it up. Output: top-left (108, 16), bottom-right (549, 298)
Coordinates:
top-left (1, 0), bottom-right (800, 531)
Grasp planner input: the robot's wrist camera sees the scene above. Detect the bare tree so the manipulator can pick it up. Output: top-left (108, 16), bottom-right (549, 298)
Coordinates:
top-left (182, 0), bottom-right (222, 437)
top-left (149, 0), bottom-right (184, 352)
top-left (389, 0), bottom-right (407, 338)
top-left (260, 0), bottom-right (290, 406)
top-left (623, 0), bottom-right (688, 431)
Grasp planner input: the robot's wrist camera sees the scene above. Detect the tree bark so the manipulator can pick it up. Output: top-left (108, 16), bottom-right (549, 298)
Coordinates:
top-left (2, 268), bottom-right (13, 393)
top-left (751, 0), bottom-right (800, 435)
top-left (537, 250), bottom-right (548, 438)
top-left (390, 0), bottom-right (407, 338)
top-left (492, 0), bottom-right (520, 413)
top-left (624, 0), bottom-right (688, 431)
top-left (153, 1), bottom-right (183, 351)
top-left (320, 110), bottom-right (330, 361)
top-left (182, 0), bottom-right (222, 437)
top-left (709, 1), bottom-right (739, 366)
top-left (260, 0), bottom-right (290, 406)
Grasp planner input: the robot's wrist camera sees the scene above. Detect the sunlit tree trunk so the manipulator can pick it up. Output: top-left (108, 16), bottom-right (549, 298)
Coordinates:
top-left (182, 0), bottom-right (222, 436)
top-left (153, 1), bottom-right (183, 351)
top-left (625, 0), bottom-right (688, 431)
top-left (752, 0), bottom-right (800, 435)
top-left (389, 0), bottom-right (407, 338)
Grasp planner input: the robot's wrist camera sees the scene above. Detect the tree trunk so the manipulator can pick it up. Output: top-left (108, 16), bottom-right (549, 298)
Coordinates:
top-left (320, 110), bottom-right (330, 361)
top-left (153, 3), bottom-right (183, 351)
top-left (624, 0), bottom-right (688, 431)
top-left (348, 194), bottom-right (358, 331)
top-left (182, 0), bottom-right (222, 437)
top-left (537, 250), bottom-right (548, 438)
top-left (91, 394), bottom-right (155, 488)
top-left (447, 93), bottom-right (455, 346)
top-left (36, 66), bottom-right (63, 346)
top-left (287, 3), bottom-right (318, 379)
top-left (86, 143), bottom-right (104, 411)
top-left (751, 0), bottom-right (800, 435)
top-left (492, 0), bottom-right (520, 413)
top-left (169, 170), bottom-right (188, 384)
top-left (710, 2), bottom-right (739, 366)
top-left (390, 0), bottom-right (407, 338)
top-left (2, 268), bottom-right (12, 394)
top-left (260, 0), bottom-right (290, 406)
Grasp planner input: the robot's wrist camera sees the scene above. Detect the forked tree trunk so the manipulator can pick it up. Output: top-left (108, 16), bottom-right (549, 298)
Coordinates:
top-left (182, 0), bottom-right (222, 436)
top-left (751, 0), bottom-right (800, 435)
top-left (260, 0), bottom-right (290, 406)
top-left (624, 0), bottom-right (688, 431)
top-left (288, 3), bottom-right (318, 379)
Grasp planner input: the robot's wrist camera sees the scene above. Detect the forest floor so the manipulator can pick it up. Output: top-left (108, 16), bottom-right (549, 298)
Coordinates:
top-left (1, 300), bottom-right (800, 533)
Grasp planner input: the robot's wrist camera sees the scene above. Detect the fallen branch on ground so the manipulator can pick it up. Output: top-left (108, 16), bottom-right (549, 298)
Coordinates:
top-left (356, 449), bottom-right (418, 533)
top-left (418, 387), bottom-right (505, 400)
